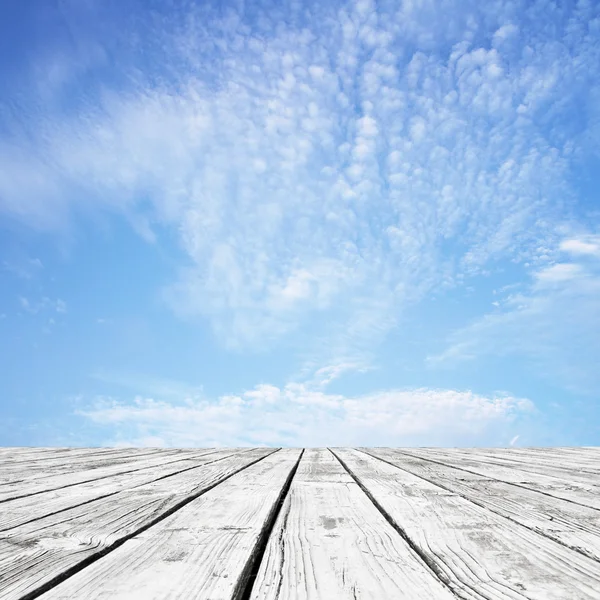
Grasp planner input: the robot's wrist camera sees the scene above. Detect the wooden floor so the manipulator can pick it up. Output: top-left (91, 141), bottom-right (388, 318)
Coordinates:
top-left (1, 447), bottom-right (600, 599)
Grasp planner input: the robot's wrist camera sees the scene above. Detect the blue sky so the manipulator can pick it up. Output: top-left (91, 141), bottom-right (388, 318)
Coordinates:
top-left (0, 0), bottom-right (599, 448)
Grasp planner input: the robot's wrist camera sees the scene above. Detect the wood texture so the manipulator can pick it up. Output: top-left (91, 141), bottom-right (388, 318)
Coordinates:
top-left (250, 448), bottom-right (455, 599)
top-left (403, 447), bottom-right (600, 510)
top-left (37, 449), bottom-right (302, 600)
top-left (1, 447), bottom-right (599, 600)
top-left (364, 448), bottom-right (600, 563)
top-left (0, 449), bottom-right (198, 501)
top-left (0, 448), bottom-right (274, 600)
top-left (0, 449), bottom-right (246, 531)
top-left (333, 448), bottom-right (600, 599)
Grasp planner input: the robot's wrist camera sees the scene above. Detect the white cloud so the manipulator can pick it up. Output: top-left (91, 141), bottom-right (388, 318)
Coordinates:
top-left (0, 0), bottom-right (598, 364)
top-left (78, 380), bottom-right (534, 448)
top-left (535, 263), bottom-right (584, 284)
top-left (18, 296), bottom-right (67, 315)
top-left (429, 244), bottom-right (600, 393)
top-left (560, 237), bottom-right (600, 257)
top-left (2, 258), bottom-right (43, 280)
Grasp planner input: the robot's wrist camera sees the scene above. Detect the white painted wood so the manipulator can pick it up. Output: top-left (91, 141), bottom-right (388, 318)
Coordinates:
top-left (439, 448), bottom-right (600, 486)
top-left (250, 448), bottom-right (455, 600)
top-left (0, 449), bottom-right (120, 472)
top-left (0, 449), bottom-right (208, 502)
top-left (0, 448), bottom-right (181, 484)
top-left (37, 449), bottom-right (302, 600)
top-left (0, 449), bottom-right (246, 531)
top-left (406, 447), bottom-right (600, 510)
top-left (334, 448), bottom-right (600, 600)
top-left (478, 447), bottom-right (600, 466)
top-left (366, 448), bottom-right (600, 563)
top-left (0, 448), bottom-right (116, 461)
top-left (0, 448), bottom-right (275, 600)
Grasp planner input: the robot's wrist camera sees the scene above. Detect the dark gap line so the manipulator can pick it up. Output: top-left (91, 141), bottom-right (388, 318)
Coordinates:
top-left (387, 448), bottom-right (600, 513)
top-left (0, 448), bottom-right (225, 505)
top-left (329, 448), bottom-right (466, 600)
top-left (235, 449), bottom-right (305, 600)
top-left (418, 449), bottom-right (600, 485)
top-left (0, 447), bottom-right (173, 467)
top-left (18, 448), bottom-right (281, 600)
top-left (366, 448), bottom-right (600, 565)
top-left (0, 449), bottom-right (253, 532)
top-left (0, 448), bottom-right (213, 488)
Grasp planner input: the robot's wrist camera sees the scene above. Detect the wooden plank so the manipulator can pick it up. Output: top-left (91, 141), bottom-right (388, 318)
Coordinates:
top-left (333, 448), bottom-right (600, 600)
top-left (0, 449), bottom-right (124, 474)
top-left (365, 448), bottom-right (600, 563)
top-left (0, 449), bottom-right (213, 502)
top-left (250, 448), bottom-right (455, 599)
top-left (0, 449), bottom-right (246, 531)
top-left (437, 448), bottom-right (600, 486)
top-left (406, 448), bottom-right (600, 510)
top-left (0, 447), bottom-right (172, 466)
top-left (36, 449), bottom-right (302, 600)
top-left (0, 448), bottom-right (180, 484)
top-left (0, 448), bottom-right (117, 461)
top-left (478, 447), bottom-right (600, 464)
top-left (0, 448), bottom-right (275, 600)
top-left (491, 448), bottom-right (600, 470)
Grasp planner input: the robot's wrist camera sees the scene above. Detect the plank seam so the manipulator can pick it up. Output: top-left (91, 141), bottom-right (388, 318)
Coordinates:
top-left (0, 449), bottom-right (252, 533)
top-left (328, 448), bottom-right (467, 600)
top-left (235, 449), bottom-right (305, 600)
top-left (360, 448), bottom-right (600, 566)
top-left (0, 448), bottom-right (166, 466)
top-left (15, 448), bottom-right (281, 600)
top-left (0, 448), bottom-right (226, 505)
top-left (387, 448), bottom-right (600, 513)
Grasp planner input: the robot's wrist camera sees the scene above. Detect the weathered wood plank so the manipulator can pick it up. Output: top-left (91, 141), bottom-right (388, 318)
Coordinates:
top-left (333, 448), bottom-right (600, 600)
top-left (476, 447), bottom-right (600, 466)
top-left (0, 448), bottom-right (119, 462)
top-left (0, 448), bottom-right (129, 474)
top-left (0, 449), bottom-right (214, 502)
top-left (0, 448), bottom-right (182, 485)
top-left (436, 448), bottom-right (600, 486)
top-left (0, 448), bottom-right (175, 467)
top-left (0, 448), bottom-right (275, 600)
top-left (250, 448), bottom-right (455, 600)
top-left (36, 449), bottom-right (302, 600)
top-left (0, 449), bottom-right (246, 531)
top-left (365, 448), bottom-right (600, 563)
top-left (406, 448), bottom-right (600, 510)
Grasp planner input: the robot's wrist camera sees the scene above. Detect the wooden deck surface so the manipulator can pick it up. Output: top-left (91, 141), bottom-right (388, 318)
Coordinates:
top-left (0, 447), bottom-right (599, 599)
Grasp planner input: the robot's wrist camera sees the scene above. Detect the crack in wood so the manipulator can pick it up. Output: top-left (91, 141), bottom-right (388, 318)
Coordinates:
top-left (0, 449), bottom-right (252, 533)
top-left (328, 448), bottom-right (466, 600)
top-left (13, 448), bottom-right (281, 600)
top-left (235, 449), bottom-right (304, 600)
top-left (360, 448), bottom-right (600, 565)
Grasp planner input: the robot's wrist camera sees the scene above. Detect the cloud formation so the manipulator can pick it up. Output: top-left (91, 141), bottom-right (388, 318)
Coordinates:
top-left (1, 0), bottom-right (598, 366)
top-left (429, 234), bottom-right (600, 394)
top-left (78, 381), bottom-right (534, 448)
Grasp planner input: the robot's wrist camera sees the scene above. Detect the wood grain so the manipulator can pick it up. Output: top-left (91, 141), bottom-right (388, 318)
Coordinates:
top-left (424, 448), bottom-right (600, 487)
top-left (365, 448), bottom-right (600, 563)
top-left (250, 448), bottom-right (455, 600)
top-left (0, 449), bottom-right (213, 503)
top-left (37, 449), bottom-right (302, 600)
top-left (0, 449), bottom-right (246, 531)
top-left (1, 447), bottom-right (599, 600)
top-left (333, 448), bottom-right (600, 600)
top-left (0, 448), bottom-right (275, 600)
top-left (404, 447), bottom-right (600, 510)
top-left (0, 448), bottom-right (182, 485)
